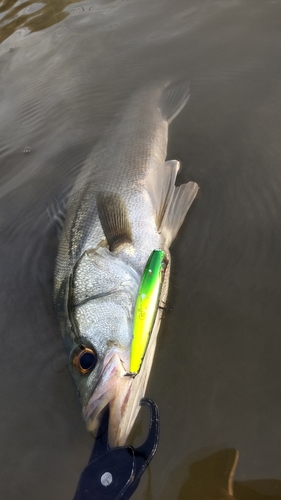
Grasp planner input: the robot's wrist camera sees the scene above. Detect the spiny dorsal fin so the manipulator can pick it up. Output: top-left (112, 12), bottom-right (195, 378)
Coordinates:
top-left (97, 192), bottom-right (132, 251)
top-left (158, 82), bottom-right (190, 124)
top-left (145, 160), bottom-right (198, 247)
top-left (145, 160), bottom-right (180, 228)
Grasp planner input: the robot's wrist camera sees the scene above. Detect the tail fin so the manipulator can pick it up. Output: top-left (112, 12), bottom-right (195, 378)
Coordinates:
top-left (158, 82), bottom-right (190, 123)
top-left (145, 160), bottom-right (198, 247)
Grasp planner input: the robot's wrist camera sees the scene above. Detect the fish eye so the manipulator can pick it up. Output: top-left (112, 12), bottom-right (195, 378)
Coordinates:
top-left (72, 346), bottom-right (97, 374)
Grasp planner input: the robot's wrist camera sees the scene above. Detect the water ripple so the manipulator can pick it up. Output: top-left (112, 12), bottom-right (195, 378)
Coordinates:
top-left (69, 6), bottom-right (85, 15)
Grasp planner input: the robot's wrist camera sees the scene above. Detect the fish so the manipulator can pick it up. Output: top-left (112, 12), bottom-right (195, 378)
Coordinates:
top-left (54, 82), bottom-right (199, 447)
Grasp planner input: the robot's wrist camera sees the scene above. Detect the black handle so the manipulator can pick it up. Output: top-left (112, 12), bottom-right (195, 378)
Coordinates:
top-left (73, 398), bottom-right (160, 500)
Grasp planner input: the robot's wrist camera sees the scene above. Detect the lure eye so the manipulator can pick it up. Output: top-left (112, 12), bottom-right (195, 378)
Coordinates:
top-left (72, 346), bottom-right (97, 374)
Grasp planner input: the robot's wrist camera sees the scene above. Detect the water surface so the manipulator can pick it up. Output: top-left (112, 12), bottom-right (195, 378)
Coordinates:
top-left (1, 0), bottom-right (281, 498)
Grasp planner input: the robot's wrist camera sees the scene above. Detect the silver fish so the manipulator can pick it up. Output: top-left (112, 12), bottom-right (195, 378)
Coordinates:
top-left (54, 82), bottom-right (199, 446)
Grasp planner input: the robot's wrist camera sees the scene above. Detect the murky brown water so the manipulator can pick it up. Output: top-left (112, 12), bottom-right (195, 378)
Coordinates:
top-left (1, 0), bottom-right (281, 499)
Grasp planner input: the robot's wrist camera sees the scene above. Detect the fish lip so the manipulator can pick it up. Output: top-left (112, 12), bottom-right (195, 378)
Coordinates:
top-left (82, 352), bottom-right (129, 423)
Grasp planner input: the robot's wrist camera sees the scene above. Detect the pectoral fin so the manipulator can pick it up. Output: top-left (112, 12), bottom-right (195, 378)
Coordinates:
top-left (47, 191), bottom-right (68, 236)
top-left (158, 81), bottom-right (190, 123)
top-left (97, 192), bottom-right (132, 251)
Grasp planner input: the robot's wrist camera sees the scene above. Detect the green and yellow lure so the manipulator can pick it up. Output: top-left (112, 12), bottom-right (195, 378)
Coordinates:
top-left (129, 249), bottom-right (168, 375)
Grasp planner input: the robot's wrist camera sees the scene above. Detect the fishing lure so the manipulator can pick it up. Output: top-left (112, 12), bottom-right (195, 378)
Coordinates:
top-left (129, 250), bottom-right (168, 375)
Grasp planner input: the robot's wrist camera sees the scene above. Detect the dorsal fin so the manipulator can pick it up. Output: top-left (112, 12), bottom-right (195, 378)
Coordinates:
top-left (145, 160), bottom-right (180, 229)
top-left (158, 82), bottom-right (190, 123)
top-left (145, 160), bottom-right (199, 247)
top-left (97, 192), bottom-right (132, 251)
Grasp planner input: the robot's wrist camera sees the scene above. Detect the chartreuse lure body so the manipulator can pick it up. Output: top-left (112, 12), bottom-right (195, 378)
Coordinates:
top-left (129, 250), bottom-right (168, 375)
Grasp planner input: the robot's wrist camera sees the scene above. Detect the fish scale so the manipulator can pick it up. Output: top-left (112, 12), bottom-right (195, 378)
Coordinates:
top-left (72, 248), bottom-right (140, 306)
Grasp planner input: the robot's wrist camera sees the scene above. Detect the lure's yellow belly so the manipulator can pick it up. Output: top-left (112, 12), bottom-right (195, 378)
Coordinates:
top-left (129, 250), bottom-right (168, 375)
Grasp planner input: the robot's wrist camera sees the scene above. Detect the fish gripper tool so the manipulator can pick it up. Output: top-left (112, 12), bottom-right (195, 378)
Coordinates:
top-left (73, 398), bottom-right (160, 500)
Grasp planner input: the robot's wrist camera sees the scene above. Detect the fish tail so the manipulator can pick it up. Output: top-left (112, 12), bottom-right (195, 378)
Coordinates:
top-left (158, 81), bottom-right (190, 123)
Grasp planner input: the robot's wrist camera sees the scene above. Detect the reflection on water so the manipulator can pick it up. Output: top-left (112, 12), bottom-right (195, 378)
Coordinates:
top-left (178, 449), bottom-right (238, 499)
top-left (1, 0), bottom-right (281, 499)
top-left (177, 449), bottom-right (281, 500)
top-left (0, 0), bottom-right (82, 42)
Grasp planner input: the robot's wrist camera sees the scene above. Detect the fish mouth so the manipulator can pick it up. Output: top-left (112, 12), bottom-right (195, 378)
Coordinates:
top-left (83, 352), bottom-right (135, 447)
top-left (82, 306), bottom-right (164, 447)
